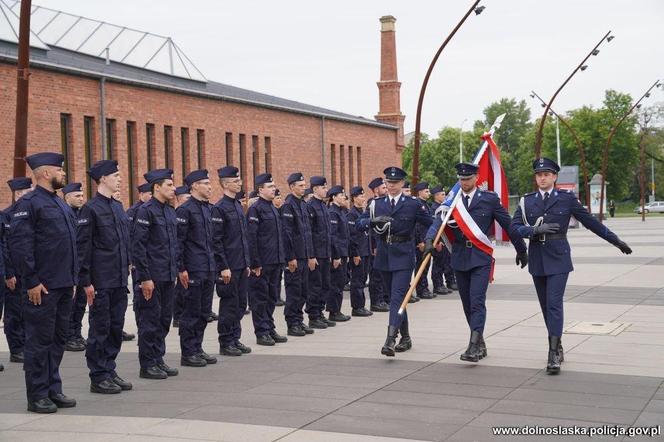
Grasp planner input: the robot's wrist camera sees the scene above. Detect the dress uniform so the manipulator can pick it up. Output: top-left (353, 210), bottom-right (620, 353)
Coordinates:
top-left (357, 167), bottom-right (433, 356)
top-left (212, 166), bottom-right (252, 356)
top-left (306, 176), bottom-right (336, 329)
top-left (425, 163), bottom-right (527, 363)
top-left (347, 186), bottom-right (372, 317)
top-left (77, 160), bottom-right (132, 394)
top-left (247, 173), bottom-right (288, 346)
top-left (172, 185), bottom-right (190, 328)
top-left (366, 177), bottom-right (390, 312)
top-left (511, 157), bottom-right (632, 374)
top-left (132, 169), bottom-right (179, 379)
top-left (327, 185), bottom-right (352, 322)
top-left (9, 152), bottom-right (79, 413)
top-left (175, 170), bottom-right (218, 367)
top-left (430, 186), bottom-right (454, 294)
top-left (414, 182), bottom-right (435, 300)
top-left (1, 177), bottom-right (31, 364)
top-left (281, 172), bottom-right (315, 337)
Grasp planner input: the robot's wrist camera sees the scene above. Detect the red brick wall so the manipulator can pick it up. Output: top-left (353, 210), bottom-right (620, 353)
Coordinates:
top-left (0, 62), bottom-right (399, 207)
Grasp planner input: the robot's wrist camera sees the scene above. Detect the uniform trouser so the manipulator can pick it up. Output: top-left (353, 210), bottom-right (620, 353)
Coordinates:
top-left (86, 287), bottom-right (128, 383)
top-left (67, 285), bottom-right (87, 341)
top-left (455, 264), bottom-right (491, 334)
top-left (415, 249), bottom-right (431, 295)
top-left (431, 251), bottom-right (445, 290)
top-left (350, 257), bottom-right (369, 310)
top-left (172, 281), bottom-right (185, 322)
top-left (532, 273), bottom-right (569, 337)
top-left (328, 258), bottom-right (348, 314)
top-left (22, 287), bottom-right (73, 402)
top-left (368, 255), bottom-right (384, 306)
top-left (284, 259), bottom-right (308, 328)
top-left (381, 269), bottom-right (411, 329)
top-left (306, 258), bottom-right (331, 320)
top-left (202, 278), bottom-right (215, 318)
top-left (217, 269), bottom-right (248, 346)
top-left (3, 285), bottom-right (25, 354)
top-left (249, 264), bottom-right (280, 337)
top-left (268, 268), bottom-right (282, 331)
top-left (135, 280), bottom-right (175, 369)
top-left (179, 276), bottom-right (214, 357)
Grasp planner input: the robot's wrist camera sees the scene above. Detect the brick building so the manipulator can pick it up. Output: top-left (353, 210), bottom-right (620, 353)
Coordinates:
top-left (0, 8), bottom-right (405, 206)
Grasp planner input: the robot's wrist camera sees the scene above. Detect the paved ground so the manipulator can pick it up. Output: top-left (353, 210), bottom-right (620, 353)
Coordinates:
top-left (1, 217), bottom-right (663, 441)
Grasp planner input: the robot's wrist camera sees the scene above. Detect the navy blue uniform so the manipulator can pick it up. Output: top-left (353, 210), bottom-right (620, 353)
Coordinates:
top-left (132, 197), bottom-right (178, 369)
top-left (281, 194), bottom-right (314, 328)
top-left (247, 198), bottom-right (285, 337)
top-left (67, 207), bottom-right (88, 344)
top-left (367, 197), bottom-right (388, 307)
top-left (511, 189), bottom-right (621, 336)
top-left (430, 201), bottom-right (455, 291)
top-left (328, 203), bottom-right (350, 315)
top-left (2, 205), bottom-right (25, 358)
top-left (357, 194), bottom-right (432, 327)
top-left (348, 205), bottom-right (370, 310)
top-left (77, 192), bottom-right (130, 383)
top-left (9, 185), bottom-right (79, 403)
top-left (176, 197), bottom-right (216, 357)
top-left (414, 197), bottom-right (432, 296)
top-left (306, 197), bottom-right (332, 320)
top-left (212, 195), bottom-right (251, 347)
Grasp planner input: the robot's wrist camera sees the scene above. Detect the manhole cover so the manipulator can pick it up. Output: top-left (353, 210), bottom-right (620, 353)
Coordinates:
top-left (564, 321), bottom-right (630, 336)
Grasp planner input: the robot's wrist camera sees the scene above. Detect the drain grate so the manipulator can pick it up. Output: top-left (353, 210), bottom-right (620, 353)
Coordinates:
top-left (564, 321), bottom-right (630, 336)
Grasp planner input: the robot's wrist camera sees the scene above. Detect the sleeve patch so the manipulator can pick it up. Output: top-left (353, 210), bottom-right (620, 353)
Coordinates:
top-left (13, 211), bottom-right (28, 218)
top-left (137, 218), bottom-right (150, 226)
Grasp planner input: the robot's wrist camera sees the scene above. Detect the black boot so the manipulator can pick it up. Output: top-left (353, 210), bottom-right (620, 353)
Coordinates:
top-left (479, 336), bottom-right (487, 360)
top-left (558, 338), bottom-right (564, 363)
top-left (547, 336), bottom-right (561, 374)
top-left (460, 330), bottom-right (482, 363)
top-left (381, 326), bottom-right (398, 357)
top-left (395, 320), bottom-right (412, 352)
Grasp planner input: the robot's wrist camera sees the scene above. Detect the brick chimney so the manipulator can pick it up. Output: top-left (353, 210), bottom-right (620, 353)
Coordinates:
top-left (375, 15), bottom-right (405, 152)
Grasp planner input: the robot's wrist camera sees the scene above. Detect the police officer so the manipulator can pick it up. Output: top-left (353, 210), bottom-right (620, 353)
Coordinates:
top-left (125, 183), bottom-right (151, 339)
top-left (272, 189), bottom-right (286, 307)
top-left (425, 163), bottom-right (528, 363)
top-left (281, 173), bottom-right (316, 337)
top-left (172, 185), bottom-right (190, 328)
top-left (132, 169), bottom-right (179, 379)
top-left (357, 167), bottom-right (433, 356)
top-left (366, 178), bottom-right (390, 312)
top-left (213, 166), bottom-right (252, 356)
top-left (430, 186), bottom-right (454, 295)
top-left (61, 182), bottom-right (88, 352)
top-left (414, 182), bottom-right (435, 300)
top-left (247, 173), bottom-right (288, 346)
top-left (77, 160), bottom-right (132, 394)
top-left (347, 186), bottom-right (373, 317)
top-left (176, 170), bottom-right (218, 367)
top-left (511, 158), bottom-right (632, 374)
top-left (9, 152), bottom-right (79, 413)
top-left (402, 181), bottom-right (412, 197)
top-left (306, 176), bottom-right (336, 329)
top-left (303, 188), bottom-right (313, 204)
top-left (327, 185), bottom-right (352, 322)
top-left (2, 177), bottom-right (32, 365)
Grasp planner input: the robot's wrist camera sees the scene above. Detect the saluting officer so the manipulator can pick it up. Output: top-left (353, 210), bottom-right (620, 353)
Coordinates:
top-left (172, 185), bottom-right (190, 328)
top-left (281, 172), bottom-right (316, 337)
top-left (511, 158), bottom-right (632, 374)
top-left (247, 173), bottom-right (288, 346)
top-left (366, 178), bottom-right (390, 312)
top-left (430, 186), bottom-right (454, 295)
top-left (213, 166), bottom-right (252, 356)
top-left (2, 177), bottom-right (32, 365)
top-left (132, 169), bottom-right (179, 380)
top-left (327, 185), bottom-right (352, 322)
top-left (77, 160), bottom-right (132, 394)
top-left (9, 152), bottom-right (79, 413)
top-left (357, 167), bottom-right (433, 357)
top-left (347, 186), bottom-right (372, 317)
top-left (424, 163), bottom-right (528, 363)
top-left (414, 182), bottom-right (435, 300)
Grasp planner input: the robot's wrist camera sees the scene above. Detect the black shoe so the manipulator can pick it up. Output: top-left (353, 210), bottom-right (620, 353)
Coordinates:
top-left (220, 345), bottom-right (243, 356)
top-left (172, 319), bottom-right (180, 328)
top-left (244, 309), bottom-right (250, 315)
top-left (418, 292), bottom-right (434, 300)
top-left (395, 336), bottom-right (412, 352)
top-left (77, 336), bottom-right (87, 346)
top-left (381, 326), bottom-right (398, 357)
top-left (64, 340), bottom-right (85, 352)
top-left (309, 318), bottom-right (328, 329)
top-left (205, 314), bottom-right (215, 323)
top-left (370, 304), bottom-right (389, 312)
top-left (287, 326), bottom-right (306, 337)
top-left (352, 308), bottom-right (373, 317)
top-left (112, 375), bottom-right (133, 390)
top-left (269, 330), bottom-right (288, 343)
top-left (275, 298), bottom-right (285, 307)
top-left (479, 336), bottom-right (488, 360)
top-left (343, 283), bottom-right (351, 292)
top-left (547, 336), bottom-right (561, 374)
top-left (256, 335), bottom-right (276, 346)
top-left (321, 316), bottom-right (336, 327)
top-left (27, 398), bottom-right (57, 413)
top-left (460, 331), bottom-right (482, 363)
top-left (235, 341), bottom-right (252, 354)
top-left (301, 323), bottom-right (315, 334)
top-left (408, 296), bottom-right (421, 304)
top-left (181, 355), bottom-right (207, 367)
top-left (157, 362), bottom-right (179, 376)
top-left (10, 352), bottom-right (24, 363)
top-left (209, 312), bottom-right (219, 320)
top-left (90, 379), bottom-right (122, 394)
top-left (140, 366), bottom-right (168, 379)
top-left (434, 286), bottom-right (451, 295)
top-left (199, 351), bottom-right (218, 364)
top-left (49, 393), bottom-right (76, 408)
top-left (447, 282), bottom-right (458, 291)
top-left (329, 312), bottom-right (351, 322)
top-left (122, 331), bottom-right (135, 341)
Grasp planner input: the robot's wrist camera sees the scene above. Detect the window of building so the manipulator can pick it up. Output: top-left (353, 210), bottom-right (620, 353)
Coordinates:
top-left (239, 134), bottom-right (247, 186)
top-left (225, 132), bottom-right (234, 165)
top-left (348, 145), bottom-right (354, 187)
top-left (83, 116), bottom-right (95, 198)
top-left (330, 144), bottom-right (336, 184)
top-left (126, 121), bottom-right (137, 204)
top-left (196, 129), bottom-right (206, 169)
top-left (180, 127), bottom-right (190, 178)
top-left (252, 135), bottom-right (259, 181)
top-left (264, 136), bottom-right (272, 173)
top-left (356, 146), bottom-right (362, 187)
top-left (146, 123), bottom-right (155, 171)
top-left (60, 113), bottom-right (73, 183)
top-left (164, 125), bottom-right (173, 169)
top-left (339, 144), bottom-right (346, 188)
top-left (105, 119), bottom-right (116, 160)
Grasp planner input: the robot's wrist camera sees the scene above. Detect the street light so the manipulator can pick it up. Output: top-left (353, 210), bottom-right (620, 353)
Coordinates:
top-left (411, 0), bottom-right (484, 187)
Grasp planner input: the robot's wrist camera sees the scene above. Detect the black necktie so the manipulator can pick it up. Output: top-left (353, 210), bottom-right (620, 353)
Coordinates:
top-left (391, 198), bottom-right (396, 209)
top-left (463, 195), bottom-right (470, 209)
top-left (544, 192), bottom-right (550, 202)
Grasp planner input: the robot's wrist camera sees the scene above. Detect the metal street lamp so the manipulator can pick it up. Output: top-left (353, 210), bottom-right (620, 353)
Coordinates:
top-left (13, 0), bottom-right (33, 177)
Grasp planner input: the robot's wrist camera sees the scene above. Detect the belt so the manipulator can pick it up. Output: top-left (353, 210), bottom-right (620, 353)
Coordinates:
top-left (383, 235), bottom-right (412, 244)
top-left (534, 233), bottom-right (567, 242)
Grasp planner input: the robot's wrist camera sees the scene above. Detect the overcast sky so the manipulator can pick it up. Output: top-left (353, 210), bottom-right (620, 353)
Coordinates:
top-left (23, 0), bottom-right (664, 136)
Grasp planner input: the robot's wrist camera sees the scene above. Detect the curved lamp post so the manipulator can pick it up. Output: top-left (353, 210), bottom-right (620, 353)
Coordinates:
top-left (411, 0), bottom-right (485, 186)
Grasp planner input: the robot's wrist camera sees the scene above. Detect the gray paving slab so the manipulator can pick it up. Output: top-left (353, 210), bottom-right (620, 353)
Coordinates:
top-left (487, 399), bottom-right (642, 425)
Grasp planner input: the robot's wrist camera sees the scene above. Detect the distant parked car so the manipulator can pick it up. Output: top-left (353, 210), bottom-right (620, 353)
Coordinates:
top-left (635, 201), bottom-right (664, 214)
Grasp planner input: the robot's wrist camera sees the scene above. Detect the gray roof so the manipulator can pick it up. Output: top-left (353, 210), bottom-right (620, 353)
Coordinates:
top-left (0, 40), bottom-right (396, 130)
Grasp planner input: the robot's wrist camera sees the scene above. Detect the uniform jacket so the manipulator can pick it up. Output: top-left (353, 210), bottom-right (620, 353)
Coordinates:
top-left (347, 205), bottom-right (370, 257)
top-left (281, 194), bottom-right (314, 261)
top-left (328, 203), bottom-right (349, 259)
top-left (246, 197), bottom-right (285, 268)
top-left (131, 197), bottom-right (178, 283)
top-left (211, 194), bottom-right (251, 272)
top-left (176, 196), bottom-right (216, 279)
top-left (307, 197), bottom-right (332, 258)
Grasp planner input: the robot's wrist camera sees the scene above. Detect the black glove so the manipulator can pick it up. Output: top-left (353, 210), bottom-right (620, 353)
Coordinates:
top-left (533, 223), bottom-right (560, 235)
top-left (615, 239), bottom-right (632, 255)
top-left (370, 215), bottom-right (393, 228)
top-left (423, 239), bottom-right (435, 256)
top-left (515, 251), bottom-right (528, 268)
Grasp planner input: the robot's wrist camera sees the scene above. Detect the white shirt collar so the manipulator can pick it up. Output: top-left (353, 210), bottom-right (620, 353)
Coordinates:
top-left (462, 188), bottom-right (477, 200)
top-left (539, 187), bottom-right (554, 198)
top-left (389, 193), bottom-right (402, 204)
